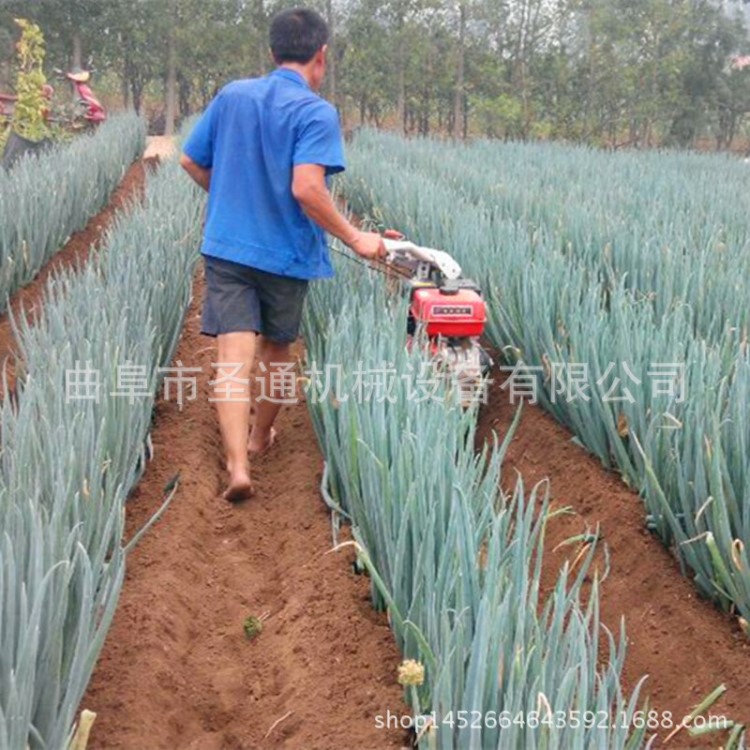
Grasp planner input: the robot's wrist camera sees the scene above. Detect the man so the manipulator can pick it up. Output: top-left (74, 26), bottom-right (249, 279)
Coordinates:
top-left (181, 7), bottom-right (388, 502)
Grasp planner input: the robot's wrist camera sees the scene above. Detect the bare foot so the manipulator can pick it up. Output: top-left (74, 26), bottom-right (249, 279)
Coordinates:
top-left (222, 470), bottom-right (255, 503)
top-left (248, 426), bottom-right (277, 456)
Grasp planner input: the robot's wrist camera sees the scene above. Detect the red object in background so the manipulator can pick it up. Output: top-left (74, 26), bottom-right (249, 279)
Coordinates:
top-left (411, 287), bottom-right (486, 338)
top-left (65, 71), bottom-right (106, 124)
top-left (71, 81), bottom-right (106, 123)
top-left (0, 93), bottom-right (17, 118)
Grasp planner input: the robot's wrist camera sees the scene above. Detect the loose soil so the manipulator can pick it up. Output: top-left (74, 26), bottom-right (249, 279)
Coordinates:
top-left (0, 158), bottom-right (151, 389)
top-left (477, 377), bottom-right (750, 747)
top-left (83, 270), bottom-right (409, 750)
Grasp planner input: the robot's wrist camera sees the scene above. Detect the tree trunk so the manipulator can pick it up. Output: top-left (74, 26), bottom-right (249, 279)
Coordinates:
top-left (164, 29), bottom-right (178, 136)
top-left (124, 51), bottom-right (143, 115)
top-left (131, 82), bottom-right (143, 114)
top-left (453, 3), bottom-right (465, 140)
top-left (0, 56), bottom-right (10, 90)
top-left (397, 60), bottom-right (406, 133)
top-left (121, 75), bottom-right (131, 109)
top-left (72, 33), bottom-right (83, 70)
top-left (256, 0), bottom-right (266, 76)
top-left (326, 0), bottom-right (337, 108)
top-left (422, 38), bottom-right (434, 136)
top-left (463, 90), bottom-right (468, 139)
top-left (178, 72), bottom-right (191, 118)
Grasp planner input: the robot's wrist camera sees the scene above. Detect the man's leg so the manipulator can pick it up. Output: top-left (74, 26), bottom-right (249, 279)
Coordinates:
top-left (249, 337), bottom-right (295, 454)
top-left (215, 331), bottom-right (257, 500)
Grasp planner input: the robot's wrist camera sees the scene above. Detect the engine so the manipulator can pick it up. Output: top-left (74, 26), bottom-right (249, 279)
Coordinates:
top-left (409, 281), bottom-right (487, 338)
top-left (381, 236), bottom-right (492, 404)
top-left (407, 280), bottom-right (490, 402)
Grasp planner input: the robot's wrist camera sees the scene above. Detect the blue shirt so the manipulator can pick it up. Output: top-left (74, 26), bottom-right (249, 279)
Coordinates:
top-left (183, 69), bottom-right (345, 280)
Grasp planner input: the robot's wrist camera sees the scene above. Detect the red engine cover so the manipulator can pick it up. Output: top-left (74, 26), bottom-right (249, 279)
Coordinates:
top-left (411, 287), bottom-right (486, 338)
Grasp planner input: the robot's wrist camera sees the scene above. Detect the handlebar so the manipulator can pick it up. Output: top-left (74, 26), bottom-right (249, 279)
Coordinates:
top-left (53, 68), bottom-right (95, 81)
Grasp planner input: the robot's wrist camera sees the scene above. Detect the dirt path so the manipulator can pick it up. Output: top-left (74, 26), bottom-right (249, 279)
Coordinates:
top-left (146, 135), bottom-right (176, 160)
top-left (84, 270), bottom-right (408, 750)
top-left (477, 377), bottom-right (750, 745)
top-left (0, 158), bottom-right (149, 388)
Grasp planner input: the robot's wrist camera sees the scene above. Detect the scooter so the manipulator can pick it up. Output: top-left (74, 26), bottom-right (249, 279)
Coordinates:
top-left (54, 68), bottom-right (106, 128)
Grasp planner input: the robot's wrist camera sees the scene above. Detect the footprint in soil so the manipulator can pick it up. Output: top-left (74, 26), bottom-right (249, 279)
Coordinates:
top-left (185, 731), bottom-right (233, 750)
top-left (208, 665), bottom-right (247, 715)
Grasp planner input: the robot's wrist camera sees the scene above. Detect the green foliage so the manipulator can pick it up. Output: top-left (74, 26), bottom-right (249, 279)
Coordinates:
top-left (0, 113), bottom-right (145, 308)
top-left (242, 616), bottom-right (263, 640)
top-left (470, 94), bottom-right (524, 140)
top-left (0, 147), bottom-right (203, 750)
top-left (11, 18), bottom-right (49, 143)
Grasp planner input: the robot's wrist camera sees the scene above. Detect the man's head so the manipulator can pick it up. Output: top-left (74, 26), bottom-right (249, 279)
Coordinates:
top-left (270, 8), bottom-right (329, 91)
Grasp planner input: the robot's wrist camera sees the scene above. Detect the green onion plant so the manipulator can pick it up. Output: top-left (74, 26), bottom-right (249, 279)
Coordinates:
top-left (0, 114), bottom-right (146, 313)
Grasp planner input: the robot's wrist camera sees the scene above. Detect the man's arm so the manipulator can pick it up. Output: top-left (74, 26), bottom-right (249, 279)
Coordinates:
top-left (180, 154), bottom-right (211, 192)
top-left (292, 164), bottom-right (385, 259)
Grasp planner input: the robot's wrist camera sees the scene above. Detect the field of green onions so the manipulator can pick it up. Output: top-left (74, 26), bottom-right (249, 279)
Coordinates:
top-left (0, 114), bottom-right (145, 312)
top-left (7, 115), bottom-right (750, 748)
top-left (0, 145), bottom-right (203, 748)
top-left (343, 130), bottom-right (750, 638)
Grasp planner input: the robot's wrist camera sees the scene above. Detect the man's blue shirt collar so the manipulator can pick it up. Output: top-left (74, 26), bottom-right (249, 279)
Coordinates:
top-left (272, 67), bottom-right (310, 89)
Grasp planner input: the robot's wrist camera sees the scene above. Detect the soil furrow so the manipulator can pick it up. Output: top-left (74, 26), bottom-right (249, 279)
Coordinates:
top-left (477, 376), bottom-right (750, 746)
top-left (84, 270), bottom-right (408, 750)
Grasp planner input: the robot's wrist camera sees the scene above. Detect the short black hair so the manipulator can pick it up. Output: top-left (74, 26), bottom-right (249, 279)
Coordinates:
top-left (270, 8), bottom-right (329, 65)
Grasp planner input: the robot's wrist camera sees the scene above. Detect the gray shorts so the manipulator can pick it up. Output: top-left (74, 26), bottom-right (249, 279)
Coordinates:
top-left (201, 256), bottom-right (309, 344)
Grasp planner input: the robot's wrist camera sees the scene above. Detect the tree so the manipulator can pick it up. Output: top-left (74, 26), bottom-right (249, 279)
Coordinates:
top-left (2, 0), bottom-right (747, 147)
top-left (99, 0), bottom-right (162, 113)
top-left (453, 2), bottom-right (466, 138)
top-left (11, 18), bottom-right (50, 142)
top-left (1, 0), bottom-right (105, 69)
